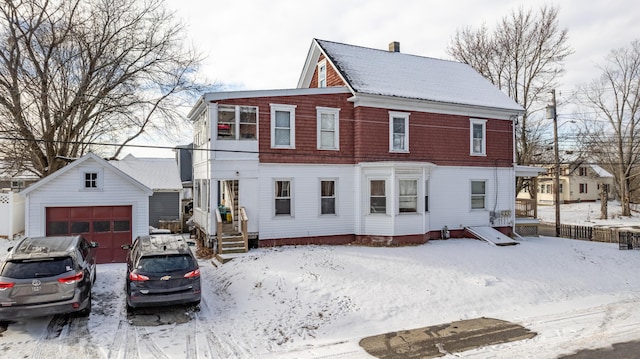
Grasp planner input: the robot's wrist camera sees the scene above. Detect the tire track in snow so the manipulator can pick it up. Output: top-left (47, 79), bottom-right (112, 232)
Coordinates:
top-left (138, 326), bottom-right (171, 359)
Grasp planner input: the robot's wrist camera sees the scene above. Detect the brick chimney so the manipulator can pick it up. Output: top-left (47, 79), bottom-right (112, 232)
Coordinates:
top-left (388, 41), bottom-right (400, 52)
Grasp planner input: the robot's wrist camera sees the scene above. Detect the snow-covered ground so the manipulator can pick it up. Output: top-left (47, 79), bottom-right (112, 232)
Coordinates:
top-left (538, 200), bottom-right (640, 227)
top-left (1, 203), bottom-right (640, 358)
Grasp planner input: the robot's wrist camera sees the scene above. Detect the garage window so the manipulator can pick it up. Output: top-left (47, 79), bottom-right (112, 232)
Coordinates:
top-left (71, 221), bottom-right (89, 234)
top-left (114, 220), bottom-right (130, 232)
top-left (85, 172), bottom-right (98, 188)
top-left (47, 221), bottom-right (69, 235)
top-left (93, 221), bottom-right (110, 232)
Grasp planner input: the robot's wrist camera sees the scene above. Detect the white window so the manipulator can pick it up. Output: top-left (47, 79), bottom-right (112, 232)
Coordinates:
top-left (271, 104), bottom-right (296, 148)
top-left (424, 179), bottom-right (430, 212)
top-left (398, 179), bottom-right (418, 213)
top-left (84, 172), bottom-right (98, 188)
top-left (470, 119), bottom-right (487, 155)
top-left (318, 60), bottom-right (327, 88)
top-left (275, 180), bottom-right (292, 216)
top-left (217, 105), bottom-right (258, 140)
top-left (317, 107), bottom-right (340, 150)
top-left (389, 111), bottom-right (409, 152)
top-left (471, 180), bottom-right (486, 209)
top-left (370, 180), bottom-right (387, 214)
top-left (320, 179), bottom-right (336, 215)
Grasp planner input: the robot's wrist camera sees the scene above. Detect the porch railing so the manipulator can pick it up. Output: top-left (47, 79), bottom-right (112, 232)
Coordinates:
top-left (515, 198), bottom-right (537, 219)
top-left (215, 207), bottom-right (223, 252)
top-left (240, 207), bottom-right (248, 252)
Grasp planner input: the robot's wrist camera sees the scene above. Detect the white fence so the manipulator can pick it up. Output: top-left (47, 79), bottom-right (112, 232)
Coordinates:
top-left (0, 192), bottom-right (24, 238)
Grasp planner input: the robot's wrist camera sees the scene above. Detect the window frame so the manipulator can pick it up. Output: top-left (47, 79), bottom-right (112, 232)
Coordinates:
top-left (398, 178), bottom-right (418, 214)
top-left (369, 179), bottom-right (387, 214)
top-left (470, 180), bottom-right (486, 210)
top-left (317, 60), bottom-right (327, 88)
top-left (317, 107), bottom-right (340, 150)
top-left (579, 183), bottom-right (588, 194)
top-left (274, 179), bottom-right (293, 217)
top-left (389, 111), bottom-right (410, 153)
top-left (270, 104), bottom-right (297, 149)
top-left (319, 179), bottom-right (337, 216)
top-left (470, 119), bottom-right (487, 156)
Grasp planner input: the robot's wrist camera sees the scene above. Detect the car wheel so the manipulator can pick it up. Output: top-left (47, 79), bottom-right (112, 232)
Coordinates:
top-left (77, 293), bottom-right (92, 317)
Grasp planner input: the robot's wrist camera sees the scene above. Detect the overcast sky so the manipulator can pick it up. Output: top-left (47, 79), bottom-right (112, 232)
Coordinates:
top-left (164, 0), bottom-right (639, 93)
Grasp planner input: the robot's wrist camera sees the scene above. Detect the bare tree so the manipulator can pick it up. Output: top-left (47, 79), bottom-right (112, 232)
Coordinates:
top-left (447, 5), bottom-right (573, 194)
top-left (578, 40), bottom-right (640, 217)
top-left (0, 0), bottom-right (206, 177)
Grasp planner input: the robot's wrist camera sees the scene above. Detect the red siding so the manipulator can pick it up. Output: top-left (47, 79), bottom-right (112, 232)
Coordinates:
top-left (309, 54), bottom-right (346, 88)
top-left (212, 95), bottom-right (514, 167)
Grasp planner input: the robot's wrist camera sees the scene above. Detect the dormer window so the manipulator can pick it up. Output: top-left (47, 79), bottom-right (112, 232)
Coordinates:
top-left (85, 172), bottom-right (98, 189)
top-left (317, 60), bottom-right (327, 88)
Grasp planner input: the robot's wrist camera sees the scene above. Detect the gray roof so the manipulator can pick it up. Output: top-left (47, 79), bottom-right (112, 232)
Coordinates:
top-left (315, 39), bottom-right (524, 112)
top-left (110, 155), bottom-right (182, 191)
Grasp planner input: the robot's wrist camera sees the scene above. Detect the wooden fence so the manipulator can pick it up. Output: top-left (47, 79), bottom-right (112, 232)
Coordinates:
top-left (557, 224), bottom-right (640, 249)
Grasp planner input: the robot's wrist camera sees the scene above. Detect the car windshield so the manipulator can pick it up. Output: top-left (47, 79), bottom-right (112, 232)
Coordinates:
top-left (137, 255), bottom-right (195, 273)
top-left (1, 257), bottom-right (74, 279)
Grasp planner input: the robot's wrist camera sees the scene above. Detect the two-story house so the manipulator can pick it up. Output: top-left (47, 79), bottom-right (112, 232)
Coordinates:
top-left (188, 39), bottom-right (525, 251)
top-left (523, 163), bottom-right (614, 204)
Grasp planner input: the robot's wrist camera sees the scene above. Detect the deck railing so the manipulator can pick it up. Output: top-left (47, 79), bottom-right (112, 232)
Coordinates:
top-left (515, 198), bottom-right (537, 219)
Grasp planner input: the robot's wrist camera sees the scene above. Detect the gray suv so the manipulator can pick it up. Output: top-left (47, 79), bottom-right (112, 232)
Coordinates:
top-left (0, 235), bottom-right (98, 320)
top-left (122, 235), bottom-right (201, 310)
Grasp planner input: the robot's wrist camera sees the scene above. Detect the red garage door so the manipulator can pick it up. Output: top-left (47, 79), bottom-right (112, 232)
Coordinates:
top-left (46, 206), bottom-right (132, 264)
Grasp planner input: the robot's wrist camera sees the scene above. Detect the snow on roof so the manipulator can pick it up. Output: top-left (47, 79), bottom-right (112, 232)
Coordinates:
top-left (110, 155), bottom-right (182, 191)
top-left (316, 39), bottom-right (524, 112)
top-left (590, 164), bottom-right (613, 178)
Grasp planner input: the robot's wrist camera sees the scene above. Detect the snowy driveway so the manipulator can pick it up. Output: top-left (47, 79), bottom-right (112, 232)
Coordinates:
top-left (1, 236), bottom-right (640, 358)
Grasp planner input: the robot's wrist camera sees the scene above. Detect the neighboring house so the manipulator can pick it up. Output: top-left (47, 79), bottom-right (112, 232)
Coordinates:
top-left (110, 154), bottom-right (184, 230)
top-left (0, 162), bottom-right (39, 191)
top-left (521, 164), bottom-right (614, 204)
top-left (188, 39), bottom-right (525, 250)
top-left (20, 153), bottom-right (152, 263)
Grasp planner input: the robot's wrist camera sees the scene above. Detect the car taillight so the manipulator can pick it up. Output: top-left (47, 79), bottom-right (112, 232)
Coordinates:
top-left (0, 282), bottom-right (15, 290)
top-left (129, 272), bottom-right (149, 281)
top-left (58, 272), bottom-right (84, 284)
top-left (184, 269), bottom-right (200, 278)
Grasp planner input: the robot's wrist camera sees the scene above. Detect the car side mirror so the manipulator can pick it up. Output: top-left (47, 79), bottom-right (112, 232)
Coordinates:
top-left (121, 244), bottom-right (131, 250)
top-left (7, 246), bottom-right (13, 252)
top-left (90, 242), bottom-right (99, 248)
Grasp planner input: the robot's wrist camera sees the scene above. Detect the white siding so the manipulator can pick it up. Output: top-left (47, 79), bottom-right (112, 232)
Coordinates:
top-left (258, 164), bottom-right (355, 240)
top-left (429, 166), bottom-right (514, 231)
top-left (24, 158), bottom-right (149, 238)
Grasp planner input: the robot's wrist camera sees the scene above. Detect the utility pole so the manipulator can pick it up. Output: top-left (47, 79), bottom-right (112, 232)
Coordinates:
top-left (548, 89), bottom-right (561, 237)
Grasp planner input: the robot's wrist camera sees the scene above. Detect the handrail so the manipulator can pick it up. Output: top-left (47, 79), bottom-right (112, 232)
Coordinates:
top-left (515, 198), bottom-right (537, 218)
top-left (215, 207), bottom-right (223, 254)
top-left (240, 207), bottom-right (249, 252)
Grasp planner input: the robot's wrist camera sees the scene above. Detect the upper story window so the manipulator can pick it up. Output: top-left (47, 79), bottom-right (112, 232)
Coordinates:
top-left (471, 180), bottom-right (486, 209)
top-left (217, 105), bottom-right (257, 140)
top-left (578, 167), bottom-right (587, 176)
top-left (317, 60), bottom-right (327, 88)
top-left (271, 104), bottom-right (296, 149)
top-left (389, 111), bottom-right (409, 152)
top-left (579, 183), bottom-right (588, 193)
top-left (317, 107), bottom-right (340, 150)
top-left (470, 119), bottom-right (487, 156)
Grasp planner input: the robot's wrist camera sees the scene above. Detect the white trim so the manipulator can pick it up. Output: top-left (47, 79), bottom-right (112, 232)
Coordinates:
top-left (270, 104), bottom-right (297, 149)
top-left (319, 178), bottom-right (338, 216)
top-left (317, 59), bottom-right (327, 88)
top-left (470, 118), bottom-right (487, 156)
top-left (201, 87), bottom-right (351, 104)
top-left (470, 179), bottom-right (487, 210)
top-left (274, 178), bottom-right (294, 218)
top-left (348, 93), bottom-right (523, 121)
top-left (389, 111), bottom-right (410, 153)
top-left (316, 107), bottom-right (340, 150)
top-left (368, 178), bottom-right (388, 215)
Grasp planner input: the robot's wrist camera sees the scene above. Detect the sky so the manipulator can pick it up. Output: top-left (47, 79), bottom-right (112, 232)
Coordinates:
top-left (128, 0), bottom-right (639, 158)
top-left (2, 212), bottom-right (640, 357)
top-left (164, 0), bottom-right (639, 93)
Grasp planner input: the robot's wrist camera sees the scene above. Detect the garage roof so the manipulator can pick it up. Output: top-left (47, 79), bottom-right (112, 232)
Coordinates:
top-left (109, 155), bottom-right (183, 191)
